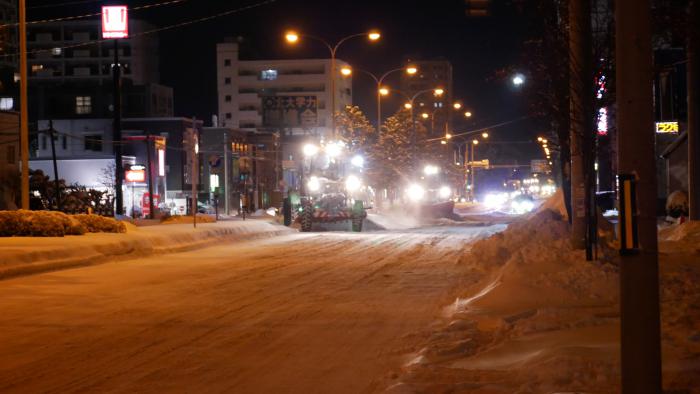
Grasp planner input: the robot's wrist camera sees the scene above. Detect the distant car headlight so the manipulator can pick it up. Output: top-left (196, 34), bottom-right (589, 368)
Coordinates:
top-left (439, 186), bottom-right (451, 199)
top-left (485, 193), bottom-right (508, 209)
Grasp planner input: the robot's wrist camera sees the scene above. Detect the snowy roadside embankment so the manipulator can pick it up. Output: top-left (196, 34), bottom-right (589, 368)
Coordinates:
top-left (388, 191), bottom-right (700, 393)
top-left (0, 219), bottom-right (293, 280)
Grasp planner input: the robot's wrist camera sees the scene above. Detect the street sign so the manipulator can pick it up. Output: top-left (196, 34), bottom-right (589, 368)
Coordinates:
top-left (469, 159), bottom-right (490, 169)
top-left (102, 6), bottom-right (128, 39)
top-left (531, 159), bottom-right (550, 173)
top-left (655, 121), bottom-right (679, 134)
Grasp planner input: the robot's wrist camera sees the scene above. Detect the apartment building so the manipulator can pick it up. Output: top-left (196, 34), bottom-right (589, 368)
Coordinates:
top-left (216, 39), bottom-right (352, 137)
top-left (400, 59), bottom-right (454, 136)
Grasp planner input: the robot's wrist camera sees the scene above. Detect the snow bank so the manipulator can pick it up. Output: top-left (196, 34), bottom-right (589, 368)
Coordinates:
top-left (161, 214), bottom-right (217, 225)
top-left (659, 221), bottom-right (700, 253)
top-left (0, 220), bottom-right (293, 280)
top-left (390, 191), bottom-right (700, 393)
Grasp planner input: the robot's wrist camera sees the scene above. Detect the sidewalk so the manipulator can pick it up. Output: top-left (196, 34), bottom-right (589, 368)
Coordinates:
top-left (0, 219), bottom-right (293, 280)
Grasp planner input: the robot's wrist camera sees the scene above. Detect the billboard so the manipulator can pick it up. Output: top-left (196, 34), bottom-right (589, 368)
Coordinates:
top-left (102, 6), bottom-right (128, 39)
top-left (262, 96), bottom-right (318, 128)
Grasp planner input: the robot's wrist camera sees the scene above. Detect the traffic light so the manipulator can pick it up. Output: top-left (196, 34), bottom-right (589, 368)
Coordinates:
top-left (465, 0), bottom-right (490, 17)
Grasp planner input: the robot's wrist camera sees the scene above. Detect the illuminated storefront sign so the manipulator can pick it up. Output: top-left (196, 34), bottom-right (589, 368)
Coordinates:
top-left (102, 6), bottom-right (128, 39)
top-left (655, 121), bottom-right (679, 134)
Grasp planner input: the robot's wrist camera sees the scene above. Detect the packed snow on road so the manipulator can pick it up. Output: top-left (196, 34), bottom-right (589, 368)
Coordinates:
top-left (0, 194), bottom-right (698, 393)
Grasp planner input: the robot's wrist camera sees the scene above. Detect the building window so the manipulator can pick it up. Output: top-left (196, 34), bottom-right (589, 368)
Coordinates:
top-left (31, 64), bottom-right (44, 72)
top-left (0, 97), bottom-right (13, 110)
top-left (224, 59), bottom-right (231, 66)
top-left (75, 96), bottom-right (92, 114)
top-left (225, 95), bottom-right (232, 102)
top-left (6, 146), bottom-right (15, 164)
top-left (224, 77), bottom-right (231, 85)
top-left (84, 135), bottom-right (102, 152)
top-left (260, 69), bottom-right (278, 80)
top-left (225, 113), bottom-right (232, 119)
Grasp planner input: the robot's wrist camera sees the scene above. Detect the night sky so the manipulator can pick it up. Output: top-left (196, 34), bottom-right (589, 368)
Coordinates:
top-left (30, 0), bottom-right (541, 171)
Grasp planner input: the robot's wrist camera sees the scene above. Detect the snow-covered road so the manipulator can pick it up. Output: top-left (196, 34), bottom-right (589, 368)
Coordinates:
top-left (0, 224), bottom-right (504, 393)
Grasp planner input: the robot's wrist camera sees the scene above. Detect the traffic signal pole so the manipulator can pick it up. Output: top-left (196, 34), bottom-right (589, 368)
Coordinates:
top-left (615, 0), bottom-right (662, 391)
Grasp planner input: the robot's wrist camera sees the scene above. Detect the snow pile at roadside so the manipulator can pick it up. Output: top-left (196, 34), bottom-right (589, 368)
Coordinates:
top-left (659, 220), bottom-right (700, 253)
top-left (388, 191), bottom-right (700, 393)
top-left (161, 214), bottom-right (217, 225)
top-left (0, 220), bottom-right (293, 280)
top-left (390, 191), bottom-right (621, 393)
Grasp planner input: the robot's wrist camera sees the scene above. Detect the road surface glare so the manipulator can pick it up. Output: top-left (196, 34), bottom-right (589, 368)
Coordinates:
top-left (0, 224), bottom-right (504, 393)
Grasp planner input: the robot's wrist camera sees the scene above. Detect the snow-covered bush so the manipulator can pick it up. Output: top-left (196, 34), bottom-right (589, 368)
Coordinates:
top-left (0, 211), bottom-right (125, 237)
top-left (0, 210), bottom-right (84, 237)
top-left (666, 190), bottom-right (689, 218)
top-left (73, 214), bottom-right (126, 233)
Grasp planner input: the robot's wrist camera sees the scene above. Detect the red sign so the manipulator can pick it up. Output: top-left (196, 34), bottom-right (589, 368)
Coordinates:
top-left (102, 6), bottom-right (128, 39)
top-left (125, 169), bottom-right (145, 182)
top-left (142, 193), bottom-right (160, 217)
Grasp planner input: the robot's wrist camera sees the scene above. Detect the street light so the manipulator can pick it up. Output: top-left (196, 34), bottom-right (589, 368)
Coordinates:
top-left (434, 88), bottom-right (445, 96)
top-left (284, 30), bottom-right (381, 138)
top-left (353, 65), bottom-right (419, 134)
top-left (421, 112), bottom-right (430, 119)
top-left (512, 73), bottom-right (525, 86)
top-left (472, 139), bottom-right (479, 145)
top-left (445, 133), bottom-right (452, 139)
top-left (465, 111), bottom-right (473, 118)
top-left (340, 66), bottom-right (352, 76)
top-left (404, 102), bottom-right (413, 109)
top-left (481, 132), bottom-right (489, 139)
top-left (285, 31), bottom-right (299, 43)
top-left (453, 102), bottom-right (462, 110)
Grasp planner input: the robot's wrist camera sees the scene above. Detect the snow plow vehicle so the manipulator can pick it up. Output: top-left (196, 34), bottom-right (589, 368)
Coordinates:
top-left (298, 194), bottom-right (367, 232)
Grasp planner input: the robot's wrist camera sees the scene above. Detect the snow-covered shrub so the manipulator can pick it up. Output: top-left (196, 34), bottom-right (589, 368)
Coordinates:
top-left (666, 190), bottom-right (689, 218)
top-left (73, 214), bottom-right (126, 233)
top-left (0, 210), bottom-right (86, 237)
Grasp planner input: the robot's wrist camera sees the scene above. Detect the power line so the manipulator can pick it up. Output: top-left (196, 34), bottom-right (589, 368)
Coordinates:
top-left (0, 0), bottom-right (277, 58)
top-left (1, 0), bottom-right (189, 29)
top-left (28, 0), bottom-right (104, 10)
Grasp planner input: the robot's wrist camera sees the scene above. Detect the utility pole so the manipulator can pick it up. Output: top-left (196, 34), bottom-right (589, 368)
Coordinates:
top-left (616, 0), bottom-right (662, 392)
top-left (569, 0), bottom-right (594, 251)
top-left (19, 0), bottom-right (28, 210)
top-left (689, 0), bottom-right (700, 220)
top-left (224, 131), bottom-right (230, 216)
top-left (113, 38), bottom-right (124, 216)
top-left (191, 117), bottom-right (199, 228)
top-left (47, 121), bottom-right (60, 210)
top-left (145, 134), bottom-right (154, 219)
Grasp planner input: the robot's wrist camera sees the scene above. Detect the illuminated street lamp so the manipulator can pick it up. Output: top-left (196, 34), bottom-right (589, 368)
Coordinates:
top-left (472, 139), bottom-right (479, 145)
top-left (340, 66), bottom-right (352, 76)
top-left (465, 111), bottom-right (473, 118)
top-left (481, 132), bottom-right (489, 139)
top-left (434, 88), bottom-right (445, 96)
top-left (404, 102), bottom-right (413, 109)
top-left (353, 65), bottom-right (419, 134)
top-left (445, 133), bottom-right (453, 139)
top-left (285, 30), bottom-right (381, 137)
top-left (512, 73), bottom-right (525, 86)
top-left (421, 112), bottom-right (430, 119)
top-left (453, 102), bottom-right (462, 110)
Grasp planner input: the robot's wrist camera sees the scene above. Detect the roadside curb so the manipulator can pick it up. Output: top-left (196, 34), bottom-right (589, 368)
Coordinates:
top-left (0, 221), bottom-right (294, 281)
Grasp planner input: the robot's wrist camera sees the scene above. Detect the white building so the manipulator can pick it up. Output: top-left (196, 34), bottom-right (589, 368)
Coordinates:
top-left (216, 40), bottom-right (352, 138)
